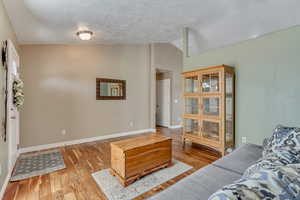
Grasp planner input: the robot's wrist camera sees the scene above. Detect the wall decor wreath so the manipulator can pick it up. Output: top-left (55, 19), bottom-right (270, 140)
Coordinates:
top-left (1, 40), bottom-right (8, 142)
top-left (13, 79), bottom-right (24, 110)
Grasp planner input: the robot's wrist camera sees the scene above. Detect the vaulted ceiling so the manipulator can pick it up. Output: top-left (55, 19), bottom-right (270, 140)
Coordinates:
top-left (3, 0), bottom-right (300, 54)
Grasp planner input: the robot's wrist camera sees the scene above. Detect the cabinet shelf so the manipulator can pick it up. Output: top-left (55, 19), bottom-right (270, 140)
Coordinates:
top-left (182, 65), bottom-right (235, 156)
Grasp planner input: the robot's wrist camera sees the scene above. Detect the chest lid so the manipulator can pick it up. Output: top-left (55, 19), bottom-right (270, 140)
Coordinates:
top-left (111, 134), bottom-right (171, 152)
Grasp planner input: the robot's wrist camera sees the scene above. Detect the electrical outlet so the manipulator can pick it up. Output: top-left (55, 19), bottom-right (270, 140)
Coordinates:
top-left (242, 137), bottom-right (247, 144)
top-left (129, 122), bottom-right (134, 127)
top-left (61, 129), bottom-right (66, 135)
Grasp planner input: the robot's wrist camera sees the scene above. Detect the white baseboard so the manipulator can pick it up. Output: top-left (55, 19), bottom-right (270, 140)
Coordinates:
top-left (0, 172), bottom-right (11, 200)
top-left (168, 125), bottom-right (182, 129)
top-left (0, 151), bottom-right (19, 199)
top-left (19, 128), bottom-right (156, 154)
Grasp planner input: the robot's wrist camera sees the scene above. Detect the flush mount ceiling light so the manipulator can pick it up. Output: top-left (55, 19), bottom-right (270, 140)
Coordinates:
top-left (76, 30), bottom-right (93, 41)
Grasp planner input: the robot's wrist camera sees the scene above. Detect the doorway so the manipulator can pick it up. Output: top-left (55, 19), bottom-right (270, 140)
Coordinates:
top-left (156, 70), bottom-right (171, 127)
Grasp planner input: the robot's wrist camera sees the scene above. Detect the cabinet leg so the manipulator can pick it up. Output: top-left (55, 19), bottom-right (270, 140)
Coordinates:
top-left (221, 150), bottom-right (225, 157)
top-left (182, 138), bottom-right (186, 149)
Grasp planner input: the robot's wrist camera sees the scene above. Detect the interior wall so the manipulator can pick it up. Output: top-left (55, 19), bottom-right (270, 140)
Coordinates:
top-left (183, 25), bottom-right (300, 146)
top-left (150, 43), bottom-right (183, 128)
top-left (0, 0), bottom-right (18, 192)
top-left (20, 44), bottom-right (151, 147)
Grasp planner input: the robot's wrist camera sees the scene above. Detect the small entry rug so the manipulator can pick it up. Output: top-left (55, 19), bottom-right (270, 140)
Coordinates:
top-left (10, 149), bottom-right (66, 181)
top-left (92, 160), bottom-right (192, 200)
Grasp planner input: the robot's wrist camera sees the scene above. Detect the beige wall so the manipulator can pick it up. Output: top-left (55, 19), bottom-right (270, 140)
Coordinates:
top-left (0, 0), bottom-right (18, 191)
top-left (20, 44), bottom-right (151, 147)
top-left (150, 43), bottom-right (183, 127)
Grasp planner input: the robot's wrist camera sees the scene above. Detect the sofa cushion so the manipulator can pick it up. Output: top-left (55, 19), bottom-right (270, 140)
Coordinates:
top-left (212, 144), bottom-right (263, 175)
top-left (148, 165), bottom-right (241, 200)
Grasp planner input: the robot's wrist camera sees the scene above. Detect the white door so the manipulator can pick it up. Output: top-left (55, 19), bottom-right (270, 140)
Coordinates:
top-left (156, 79), bottom-right (171, 127)
top-left (7, 40), bottom-right (20, 171)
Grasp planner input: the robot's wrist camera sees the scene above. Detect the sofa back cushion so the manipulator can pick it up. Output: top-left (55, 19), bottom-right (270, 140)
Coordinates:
top-left (212, 144), bottom-right (262, 175)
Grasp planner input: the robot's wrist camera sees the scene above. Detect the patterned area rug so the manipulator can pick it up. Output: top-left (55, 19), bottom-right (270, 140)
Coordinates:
top-left (92, 160), bottom-right (192, 200)
top-left (10, 149), bottom-right (66, 181)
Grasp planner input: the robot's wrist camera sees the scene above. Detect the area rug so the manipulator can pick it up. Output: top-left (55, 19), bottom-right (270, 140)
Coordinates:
top-left (92, 159), bottom-right (192, 200)
top-left (10, 149), bottom-right (66, 181)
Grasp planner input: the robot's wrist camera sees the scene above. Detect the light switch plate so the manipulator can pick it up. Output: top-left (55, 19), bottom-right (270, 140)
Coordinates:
top-left (242, 137), bottom-right (247, 144)
top-left (61, 129), bottom-right (66, 135)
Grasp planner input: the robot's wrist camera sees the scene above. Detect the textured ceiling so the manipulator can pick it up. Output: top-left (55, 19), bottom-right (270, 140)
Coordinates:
top-left (3, 0), bottom-right (300, 53)
top-left (172, 0), bottom-right (300, 55)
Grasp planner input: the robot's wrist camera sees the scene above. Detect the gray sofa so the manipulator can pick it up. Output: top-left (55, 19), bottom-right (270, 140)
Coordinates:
top-left (149, 144), bottom-right (263, 200)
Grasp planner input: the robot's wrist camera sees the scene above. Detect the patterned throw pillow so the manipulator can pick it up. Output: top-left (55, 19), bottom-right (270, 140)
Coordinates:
top-left (268, 128), bottom-right (300, 160)
top-left (244, 128), bottom-right (300, 178)
top-left (209, 164), bottom-right (300, 200)
top-left (262, 137), bottom-right (270, 150)
top-left (242, 153), bottom-right (291, 178)
top-left (263, 125), bottom-right (299, 157)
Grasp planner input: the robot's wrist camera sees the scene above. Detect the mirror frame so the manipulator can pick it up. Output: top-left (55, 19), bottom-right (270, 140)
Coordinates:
top-left (96, 78), bottom-right (126, 100)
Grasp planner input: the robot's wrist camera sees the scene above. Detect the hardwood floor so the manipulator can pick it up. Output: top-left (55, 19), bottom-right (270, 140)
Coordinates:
top-left (3, 127), bottom-right (220, 200)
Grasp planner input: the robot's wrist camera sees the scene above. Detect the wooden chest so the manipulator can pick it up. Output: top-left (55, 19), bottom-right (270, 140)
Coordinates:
top-left (110, 134), bottom-right (172, 186)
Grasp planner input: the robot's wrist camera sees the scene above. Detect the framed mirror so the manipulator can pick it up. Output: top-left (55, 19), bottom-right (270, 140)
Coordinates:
top-left (96, 78), bottom-right (126, 100)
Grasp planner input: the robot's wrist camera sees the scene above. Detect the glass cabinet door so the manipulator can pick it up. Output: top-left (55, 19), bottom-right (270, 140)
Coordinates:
top-left (201, 120), bottom-right (220, 142)
top-left (225, 73), bottom-right (234, 145)
top-left (201, 72), bottom-right (220, 93)
top-left (184, 118), bottom-right (199, 136)
top-left (185, 97), bottom-right (199, 115)
top-left (184, 75), bottom-right (198, 93)
top-left (202, 97), bottom-right (220, 117)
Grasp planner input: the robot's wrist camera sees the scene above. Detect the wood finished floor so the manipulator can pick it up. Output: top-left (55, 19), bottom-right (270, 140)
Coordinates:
top-left (3, 127), bottom-right (220, 200)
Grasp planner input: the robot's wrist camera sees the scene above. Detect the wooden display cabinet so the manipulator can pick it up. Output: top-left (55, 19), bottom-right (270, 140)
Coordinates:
top-left (182, 65), bottom-right (235, 156)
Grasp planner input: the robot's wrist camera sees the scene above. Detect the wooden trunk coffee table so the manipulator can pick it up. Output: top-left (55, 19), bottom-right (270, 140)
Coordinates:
top-left (110, 134), bottom-right (172, 187)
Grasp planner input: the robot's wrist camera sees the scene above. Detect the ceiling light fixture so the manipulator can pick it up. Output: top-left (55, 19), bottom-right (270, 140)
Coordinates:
top-left (77, 30), bottom-right (93, 41)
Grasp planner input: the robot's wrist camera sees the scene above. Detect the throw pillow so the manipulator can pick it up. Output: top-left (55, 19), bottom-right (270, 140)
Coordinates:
top-left (209, 164), bottom-right (300, 200)
top-left (244, 128), bottom-right (300, 178)
top-left (263, 125), bottom-right (299, 157)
